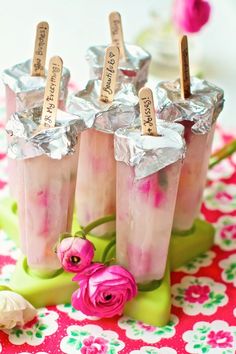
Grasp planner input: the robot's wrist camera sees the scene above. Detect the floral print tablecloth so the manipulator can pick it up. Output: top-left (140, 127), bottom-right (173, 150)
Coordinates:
top-left (0, 98), bottom-right (236, 354)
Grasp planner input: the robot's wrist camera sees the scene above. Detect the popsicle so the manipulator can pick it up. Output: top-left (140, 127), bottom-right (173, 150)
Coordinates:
top-left (115, 88), bottom-right (185, 283)
top-left (2, 22), bottom-right (70, 121)
top-left (2, 23), bottom-right (70, 198)
top-left (6, 57), bottom-right (85, 274)
top-left (87, 12), bottom-right (151, 90)
top-left (67, 46), bottom-right (139, 236)
top-left (156, 36), bottom-right (224, 232)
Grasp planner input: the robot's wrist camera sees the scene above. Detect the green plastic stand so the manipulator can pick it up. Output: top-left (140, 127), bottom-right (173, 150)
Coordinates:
top-left (0, 197), bottom-right (214, 327)
top-left (124, 262), bottom-right (171, 327)
top-left (9, 257), bottom-right (78, 308)
top-left (0, 198), bottom-right (19, 247)
top-left (170, 219), bottom-right (215, 270)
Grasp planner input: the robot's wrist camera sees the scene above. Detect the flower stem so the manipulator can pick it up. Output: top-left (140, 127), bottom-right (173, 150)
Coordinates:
top-left (209, 139), bottom-right (236, 169)
top-left (82, 214), bottom-right (116, 236)
top-left (102, 238), bottom-right (116, 263)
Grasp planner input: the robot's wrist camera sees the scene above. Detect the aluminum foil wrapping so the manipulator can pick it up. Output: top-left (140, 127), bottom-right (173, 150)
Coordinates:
top-left (114, 120), bottom-right (186, 179)
top-left (6, 106), bottom-right (86, 160)
top-left (156, 77), bottom-right (224, 135)
top-left (67, 79), bottom-right (139, 134)
top-left (86, 44), bottom-right (151, 90)
top-left (2, 59), bottom-right (70, 111)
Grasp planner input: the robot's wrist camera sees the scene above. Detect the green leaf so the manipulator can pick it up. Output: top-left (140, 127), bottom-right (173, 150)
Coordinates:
top-left (209, 291), bottom-right (214, 299)
top-left (110, 340), bottom-right (120, 347)
top-left (126, 319), bottom-right (135, 324)
top-left (198, 326), bottom-right (210, 334)
top-left (202, 346), bottom-right (210, 353)
top-left (177, 287), bottom-right (185, 295)
top-left (71, 331), bottom-right (79, 337)
top-left (193, 344), bottom-right (201, 349)
top-left (227, 273), bottom-right (234, 280)
top-left (186, 263), bottom-right (195, 270)
top-left (79, 331), bottom-right (89, 336)
top-left (38, 324), bottom-right (48, 331)
top-left (15, 329), bottom-right (23, 338)
top-left (165, 327), bottom-right (173, 332)
top-left (76, 342), bottom-right (82, 350)
top-left (38, 313), bottom-right (45, 318)
top-left (64, 303), bottom-right (71, 308)
top-left (203, 302), bottom-right (213, 308)
top-left (109, 348), bottom-right (116, 354)
top-left (35, 332), bottom-right (43, 338)
top-left (175, 295), bottom-right (183, 301)
top-left (155, 330), bottom-right (164, 335)
top-left (224, 240), bottom-right (231, 245)
top-left (67, 337), bottom-right (77, 345)
top-left (26, 330), bottom-right (33, 336)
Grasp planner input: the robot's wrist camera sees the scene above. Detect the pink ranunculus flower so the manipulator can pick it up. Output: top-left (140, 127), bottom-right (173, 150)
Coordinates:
top-left (81, 336), bottom-right (108, 354)
top-left (207, 330), bottom-right (234, 348)
top-left (173, 0), bottom-right (211, 33)
top-left (57, 237), bottom-right (94, 273)
top-left (184, 284), bottom-right (210, 304)
top-left (72, 263), bottom-right (137, 318)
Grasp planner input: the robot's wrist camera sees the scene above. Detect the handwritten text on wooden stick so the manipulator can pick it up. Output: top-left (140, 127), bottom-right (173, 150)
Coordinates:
top-left (179, 35), bottom-right (191, 99)
top-left (109, 12), bottom-right (125, 59)
top-left (41, 56), bottom-right (62, 128)
top-left (139, 87), bottom-right (158, 136)
top-left (100, 46), bottom-right (119, 103)
top-left (31, 21), bottom-right (49, 77)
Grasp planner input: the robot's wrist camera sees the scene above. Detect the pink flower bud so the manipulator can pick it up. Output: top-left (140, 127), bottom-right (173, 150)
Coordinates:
top-left (173, 0), bottom-right (211, 33)
top-left (57, 237), bottom-right (94, 273)
top-left (72, 263), bottom-right (137, 318)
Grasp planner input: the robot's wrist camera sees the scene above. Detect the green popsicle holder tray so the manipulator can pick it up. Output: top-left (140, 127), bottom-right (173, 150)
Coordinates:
top-left (0, 198), bottom-right (214, 327)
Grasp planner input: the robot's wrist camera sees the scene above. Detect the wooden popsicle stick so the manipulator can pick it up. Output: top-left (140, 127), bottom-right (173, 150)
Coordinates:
top-left (31, 21), bottom-right (49, 76)
top-left (139, 87), bottom-right (158, 136)
top-left (100, 46), bottom-right (120, 103)
top-left (40, 56), bottom-right (63, 128)
top-left (109, 11), bottom-right (126, 59)
top-left (179, 35), bottom-right (191, 99)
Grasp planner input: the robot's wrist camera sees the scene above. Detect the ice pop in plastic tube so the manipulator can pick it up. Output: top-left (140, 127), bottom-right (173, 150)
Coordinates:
top-left (67, 46), bottom-right (139, 236)
top-left (87, 12), bottom-right (151, 90)
top-left (2, 23), bottom-right (70, 198)
top-left (156, 36), bottom-right (224, 232)
top-left (114, 88), bottom-right (185, 283)
top-left (6, 57), bottom-right (85, 274)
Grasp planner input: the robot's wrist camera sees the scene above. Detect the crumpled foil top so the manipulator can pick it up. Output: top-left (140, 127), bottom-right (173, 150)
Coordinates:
top-left (114, 120), bottom-right (186, 179)
top-left (156, 77), bottom-right (224, 134)
top-left (67, 79), bottom-right (139, 134)
top-left (2, 59), bottom-right (70, 110)
top-left (6, 106), bottom-right (86, 160)
top-left (86, 44), bottom-right (151, 89)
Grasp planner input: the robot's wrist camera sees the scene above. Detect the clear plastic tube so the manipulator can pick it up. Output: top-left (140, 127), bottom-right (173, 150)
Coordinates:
top-left (173, 121), bottom-right (215, 232)
top-left (116, 160), bottom-right (182, 283)
top-left (17, 147), bottom-right (79, 273)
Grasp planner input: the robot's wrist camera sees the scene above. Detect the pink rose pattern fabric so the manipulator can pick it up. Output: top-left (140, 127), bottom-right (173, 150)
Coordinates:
top-left (0, 105), bottom-right (236, 354)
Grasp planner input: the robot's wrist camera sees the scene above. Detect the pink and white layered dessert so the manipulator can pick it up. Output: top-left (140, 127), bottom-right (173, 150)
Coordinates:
top-left (156, 77), bottom-right (224, 232)
top-left (114, 121), bottom-right (185, 283)
top-left (67, 79), bottom-right (139, 237)
top-left (6, 107), bottom-right (85, 273)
